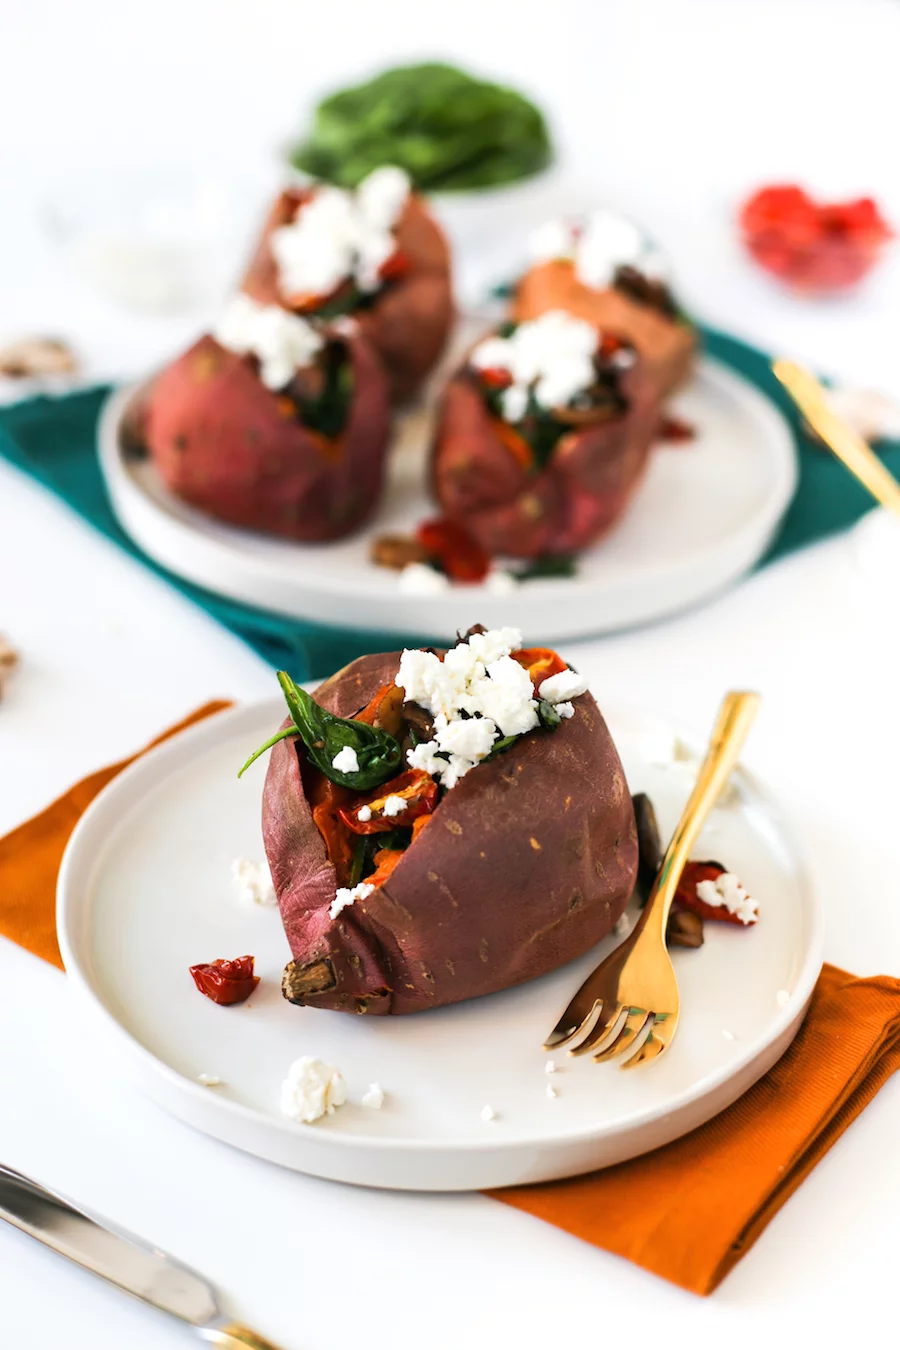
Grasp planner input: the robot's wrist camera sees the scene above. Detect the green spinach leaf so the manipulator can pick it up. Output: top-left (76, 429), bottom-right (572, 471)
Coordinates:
top-left (239, 671), bottom-right (402, 787)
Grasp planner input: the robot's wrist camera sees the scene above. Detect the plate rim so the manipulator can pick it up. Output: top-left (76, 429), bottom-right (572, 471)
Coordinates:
top-left (97, 357), bottom-right (798, 626)
top-left (56, 696), bottom-right (824, 1176)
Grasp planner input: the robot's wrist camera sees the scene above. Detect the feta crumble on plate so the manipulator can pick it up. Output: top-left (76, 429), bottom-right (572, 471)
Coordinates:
top-left (696, 872), bottom-right (758, 925)
top-left (398, 561), bottom-right (451, 594)
top-left (231, 857), bottom-right (277, 907)
top-left (362, 1083), bottom-right (385, 1110)
top-left (330, 881), bottom-right (374, 920)
top-left (281, 1056), bottom-right (347, 1124)
top-left (480, 1104), bottom-right (498, 1123)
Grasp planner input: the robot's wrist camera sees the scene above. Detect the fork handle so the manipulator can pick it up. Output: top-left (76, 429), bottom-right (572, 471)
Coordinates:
top-left (643, 691), bottom-right (760, 941)
top-left (772, 358), bottom-right (900, 518)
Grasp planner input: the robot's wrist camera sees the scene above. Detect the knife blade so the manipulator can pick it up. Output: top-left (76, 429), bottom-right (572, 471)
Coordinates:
top-left (0, 1163), bottom-right (283, 1348)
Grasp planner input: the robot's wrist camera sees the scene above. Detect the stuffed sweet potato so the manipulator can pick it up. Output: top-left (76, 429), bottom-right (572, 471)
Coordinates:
top-left (253, 627), bottom-right (638, 1015)
top-left (431, 311), bottom-right (660, 558)
top-left (241, 166), bottom-right (454, 404)
top-left (143, 296), bottom-right (390, 542)
top-left (515, 211), bottom-right (695, 399)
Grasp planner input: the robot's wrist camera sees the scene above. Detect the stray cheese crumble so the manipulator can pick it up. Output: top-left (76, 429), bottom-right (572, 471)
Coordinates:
top-left (397, 626), bottom-right (588, 790)
top-left (362, 1083), bottom-right (385, 1110)
top-left (231, 857), bottom-right (277, 907)
top-left (280, 1056), bottom-right (347, 1124)
top-left (696, 872), bottom-right (758, 925)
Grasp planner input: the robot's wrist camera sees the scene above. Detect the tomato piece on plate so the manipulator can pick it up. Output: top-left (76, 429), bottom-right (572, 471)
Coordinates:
top-left (190, 955), bottom-right (260, 1005)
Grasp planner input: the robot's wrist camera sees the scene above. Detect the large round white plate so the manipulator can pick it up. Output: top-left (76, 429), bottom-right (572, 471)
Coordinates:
top-left (57, 697), bottom-right (821, 1191)
top-left (98, 355), bottom-right (797, 643)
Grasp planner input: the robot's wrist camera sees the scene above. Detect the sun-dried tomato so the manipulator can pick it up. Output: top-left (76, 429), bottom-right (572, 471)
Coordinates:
top-left (368, 847), bottom-right (406, 888)
top-left (378, 249), bottom-right (410, 282)
top-left (416, 517), bottom-right (491, 583)
top-left (310, 776), bottom-right (356, 885)
top-left (491, 417), bottom-right (534, 472)
top-left (339, 769), bottom-right (438, 834)
top-left (190, 955), bottom-right (259, 1005)
top-left (673, 861), bottom-right (756, 926)
top-left (512, 647), bottom-right (567, 693)
top-left (478, 366), bottom-right (513, 389)
top-left (657, 415), bottom-right (696, 444)
top-left (739, 184), bottom-right (892, 293)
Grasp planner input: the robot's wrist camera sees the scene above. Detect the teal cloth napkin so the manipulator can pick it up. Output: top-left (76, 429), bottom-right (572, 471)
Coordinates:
top-left (0, 325), bottom-right (896, 679)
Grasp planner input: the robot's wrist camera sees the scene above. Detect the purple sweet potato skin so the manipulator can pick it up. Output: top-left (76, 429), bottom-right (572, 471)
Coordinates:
top-left (143, 331), bottom-right (390, 542)
top-left (431, 354), bottom-right (660, 559)
top-left (263, 653), bottom-right (638, 1015)
top-left (241, 188), bottom-right (454, 404)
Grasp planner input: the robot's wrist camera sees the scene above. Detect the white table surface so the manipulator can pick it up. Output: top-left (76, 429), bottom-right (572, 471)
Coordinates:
top-left (3, 0), bottom-right (900, 1345)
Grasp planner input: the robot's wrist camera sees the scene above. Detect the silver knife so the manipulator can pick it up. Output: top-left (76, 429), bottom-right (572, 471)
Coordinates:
top-left (0, 1163), bottom-right (283, 1349)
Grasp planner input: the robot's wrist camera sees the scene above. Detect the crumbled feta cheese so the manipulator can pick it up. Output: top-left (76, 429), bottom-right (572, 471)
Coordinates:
top-left (470, 311), bottom-right (598, 421)
top-left (382, 794), bottom-right (406, 818)
top-left (527, 209), bottom-right (666, 292)
top-left (197, 1074), bottom-right (222, 1087)
top-left (362, 1082), bottom-right (385, 1110)
top-left (357, 805), bottom-right (372, 822)
top-left (545, 1059), bottom-right (557, 1075)
top-left (280, 1056), bottom-right (347, 1124)
top-left (434, 713), bottom-right (498, 761)
top-left (528, 218), bottom-right (576, 263)
top-left (614, 912), bottom-right (633, 938)
top-left (330, 881), bottom-right (374, 920)
top-left (214, 292), bottom-right (323, 390)
top-left (556, 701), bottom-right (575, 719)
top-left (231, 857), bottom-right (277, 907)
top-left (546, 1083), bottom-right (558, 1099)
top-left (398, 562), bottom-right (450, 595)
top-left (539, 668), bottom-right (589, 704)
top-left (776, 988), bottom-right (791, 1009)
top-left (722, 1029), bottom-right (736, 1041)
top-left (485, 568), bottom-right (519, 594)
top-left (396, 628), bottom-right (543, 789)
top-left (331, 745), bottom-right (360, 774)
top-left (270, 166), bottom-right (410, 301)
top-left (480, 1104), bottom-right (497, 1123)
top-left (696, 872), bottom-right (758, 925)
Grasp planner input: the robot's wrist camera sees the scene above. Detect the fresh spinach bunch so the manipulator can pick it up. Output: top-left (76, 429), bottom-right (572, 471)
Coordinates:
top-left (239, 672), bottom-right (402, 788)
top-left (290, 63), bottom-right (553, 193)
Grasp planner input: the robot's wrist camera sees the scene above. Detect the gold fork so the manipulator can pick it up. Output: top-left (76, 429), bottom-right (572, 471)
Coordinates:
top-left (772, 358), bottom-right (900, 516)
top-left (544, 690), bottom-right (760, 1068)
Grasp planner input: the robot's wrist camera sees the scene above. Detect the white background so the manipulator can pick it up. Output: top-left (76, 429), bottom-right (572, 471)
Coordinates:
top-left (2, 1), bottom-right (900, 1346)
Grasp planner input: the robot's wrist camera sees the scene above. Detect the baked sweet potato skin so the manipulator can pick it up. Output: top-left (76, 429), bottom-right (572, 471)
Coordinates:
top-left (143, 331), bottom-right (390, 542)
top-left (431, 357), bottom-right (660, 558)
top-left (263, 653), bottom-right (638, 1015)
top-left (241, 188), bottom-right (454, 404)
top-left (514, 260), bottom-right (695, 399)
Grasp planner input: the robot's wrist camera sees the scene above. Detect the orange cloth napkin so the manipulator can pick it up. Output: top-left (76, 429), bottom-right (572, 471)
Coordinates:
top-left (2, 703), bottom-right (900, 1296)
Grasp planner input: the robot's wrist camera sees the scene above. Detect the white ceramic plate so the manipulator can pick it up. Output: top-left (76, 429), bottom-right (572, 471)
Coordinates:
top-left (58, 697), bottom-right (821, 1192)
top-left (98, 355), bottom-right (796, 643)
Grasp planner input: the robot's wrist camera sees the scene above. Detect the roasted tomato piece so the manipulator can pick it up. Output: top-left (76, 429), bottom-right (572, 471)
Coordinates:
top-left (478, 366), bottom-right (513, 389)
top-left (416, 517), bottom-right (491, 583)
top-left (673, 861), bottom-right (757, 926)
top-left (339, 768), bottom-right (438, 834)
top-left (512, 647), bottom-right (567, 692)
top-left (378, 249), bottom-right (411, 282)
top-left (310, 776), bottom-right (356, 885)
top-left (368, 847), bottom-right (406, 888)
top-left (190, 954), bottom-right (259, 1005)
